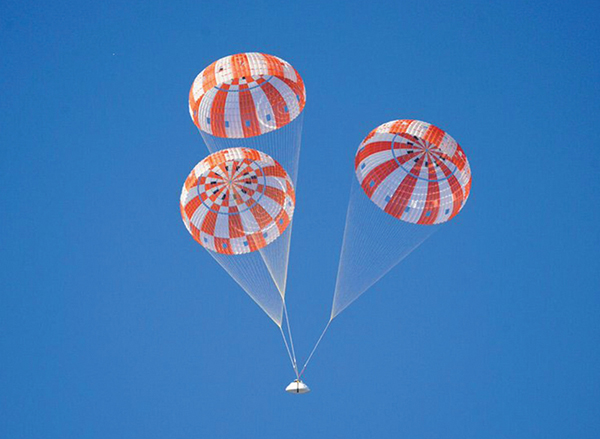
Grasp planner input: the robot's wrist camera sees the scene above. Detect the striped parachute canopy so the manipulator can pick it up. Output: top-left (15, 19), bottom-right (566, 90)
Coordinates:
top-left (189, 52), bottom-right (306, 139)
top-left (355, 120), bottom-right (472, 225)
top-left (180, 147), bottom-right (295, 255)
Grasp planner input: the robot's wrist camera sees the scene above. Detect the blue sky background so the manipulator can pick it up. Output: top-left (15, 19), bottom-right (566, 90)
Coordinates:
top-left (1, 0), bottom-right (599, 437)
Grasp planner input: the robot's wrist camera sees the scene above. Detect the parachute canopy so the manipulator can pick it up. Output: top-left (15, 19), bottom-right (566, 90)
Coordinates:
top-left (189, 52), bottom-right (306, 139)
top-left (356, 120), bottom-right (472, 225)
top-left (180, 147), bottom-right (295, 255)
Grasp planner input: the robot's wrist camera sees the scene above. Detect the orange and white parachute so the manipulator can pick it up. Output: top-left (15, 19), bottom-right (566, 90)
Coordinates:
top-left (355, 120), bottom-right (472, 225)
top-left (189, 53), bottom-right (306, 139)
top-left (330, 119), bottom-right (472, 319)
top-left (180, 147), bottom-right (295, 255)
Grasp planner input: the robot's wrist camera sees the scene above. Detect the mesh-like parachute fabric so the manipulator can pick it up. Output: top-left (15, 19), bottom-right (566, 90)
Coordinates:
top-left (331, 177), bottom-right (439, 319)
top-left (208, 251), bottom-right (285, 325)
top-left (200, 114), bottom-right (303, 192)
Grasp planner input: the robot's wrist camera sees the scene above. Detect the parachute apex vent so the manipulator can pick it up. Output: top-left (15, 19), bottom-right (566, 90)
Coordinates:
top-left (285, 380), bottom-right (310, 394)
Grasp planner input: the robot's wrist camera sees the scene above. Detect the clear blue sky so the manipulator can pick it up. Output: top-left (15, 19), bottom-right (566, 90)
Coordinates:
top-left (1, 0), bottom-right (599, 437)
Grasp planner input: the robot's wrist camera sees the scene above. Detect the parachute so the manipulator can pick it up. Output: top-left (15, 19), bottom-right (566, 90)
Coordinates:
top-left (331, 119), bottom-right (472, 317)
top-left (189, 52), bottom-right (306, 184)
top-left (299, 120), bottom-right (472, 377)
top-left (180, 147), bottom-right (295, 325)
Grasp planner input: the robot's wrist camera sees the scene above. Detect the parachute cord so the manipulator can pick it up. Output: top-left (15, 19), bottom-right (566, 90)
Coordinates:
top-left (283, 302), bottom-right (298, 370)
top-left (298, 318), bottom-right (333, 379)
top-left (279, 325), bottom-right (299, 378)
